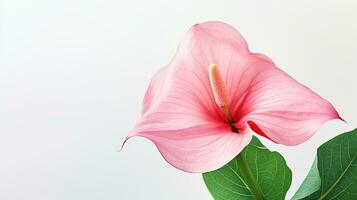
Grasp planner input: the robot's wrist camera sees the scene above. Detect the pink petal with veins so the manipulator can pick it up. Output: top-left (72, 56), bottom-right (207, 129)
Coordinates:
top-left (142, 66), bottom-right (168, 115)
top-left (134, 121), bottom-right (252, 172)
top-left (121, 21), bottom-right (342, 172)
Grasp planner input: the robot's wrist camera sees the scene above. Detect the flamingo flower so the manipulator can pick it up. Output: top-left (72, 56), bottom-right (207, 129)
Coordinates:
top-left (121, 21), bottom-right (341, 173)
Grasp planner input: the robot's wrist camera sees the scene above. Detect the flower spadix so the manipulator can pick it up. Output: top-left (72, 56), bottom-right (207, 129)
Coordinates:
top-left (209, 63), bottom-right (235, 125)
top-left (121, 21), bottom-right (342, 173)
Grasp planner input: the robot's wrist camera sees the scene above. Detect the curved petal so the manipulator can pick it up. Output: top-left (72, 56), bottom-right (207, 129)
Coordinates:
top-left (173, 22), bottom-right (341, 146)
top-left (122, 21), bottom-right (341, 172)
top-left (132, 119), bottom-right (252, 173)
top-left (136, 21), bottom-right (254, 131)
top-left (142, 66), bottom-right (168, 115)
top-left (165, 21), bottom-right (252, 121)
top-left (231, 55), bottom-right (342, 145)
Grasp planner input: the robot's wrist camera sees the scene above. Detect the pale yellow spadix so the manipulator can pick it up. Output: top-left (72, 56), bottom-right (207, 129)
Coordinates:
top-left (208, 64), bottom-right (234, 123)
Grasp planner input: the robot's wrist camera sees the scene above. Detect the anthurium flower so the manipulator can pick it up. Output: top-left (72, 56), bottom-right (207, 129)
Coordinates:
top-left (121, 21), bottom-right (341, 173)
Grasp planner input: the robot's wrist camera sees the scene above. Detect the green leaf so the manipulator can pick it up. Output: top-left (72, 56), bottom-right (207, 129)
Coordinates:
top-left (292, 128), bottom-right (357, 200)
top-left (291, 158), bottom-right (321, 200)
top-left (202, 136), bottom-right (292, 200)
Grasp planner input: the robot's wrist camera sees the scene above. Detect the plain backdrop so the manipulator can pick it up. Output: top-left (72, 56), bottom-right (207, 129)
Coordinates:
top-left (1, 1), bottom-right (356, 200)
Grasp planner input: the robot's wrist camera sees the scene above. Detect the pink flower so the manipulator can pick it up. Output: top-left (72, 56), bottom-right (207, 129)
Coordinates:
top-left (121, 21), bottom-right (341, 173)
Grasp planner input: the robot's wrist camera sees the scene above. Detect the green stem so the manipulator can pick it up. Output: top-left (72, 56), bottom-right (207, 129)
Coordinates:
top-left (236, 149), bottom-right (264, 200)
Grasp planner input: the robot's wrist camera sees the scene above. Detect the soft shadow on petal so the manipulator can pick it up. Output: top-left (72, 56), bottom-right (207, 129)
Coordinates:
top-left (129, 122), bottom-right (252, 173)
top-left (233, 55), bottom-right (342, 145)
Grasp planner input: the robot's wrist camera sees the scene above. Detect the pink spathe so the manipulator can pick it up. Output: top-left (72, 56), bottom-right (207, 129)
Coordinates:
top-left (121, 21), bottom-right (341, 173)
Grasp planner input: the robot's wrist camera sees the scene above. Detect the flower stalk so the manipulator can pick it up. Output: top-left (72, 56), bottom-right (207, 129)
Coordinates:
top-left (236, 148), bottom-right (265, 200)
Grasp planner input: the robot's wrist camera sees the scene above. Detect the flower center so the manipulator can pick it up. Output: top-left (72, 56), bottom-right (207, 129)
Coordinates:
top-left (208, 63), bottom-right (235, 124)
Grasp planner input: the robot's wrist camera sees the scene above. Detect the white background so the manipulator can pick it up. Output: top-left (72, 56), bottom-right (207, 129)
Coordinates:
top-left (1, 1), bottom-right (356, 199)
